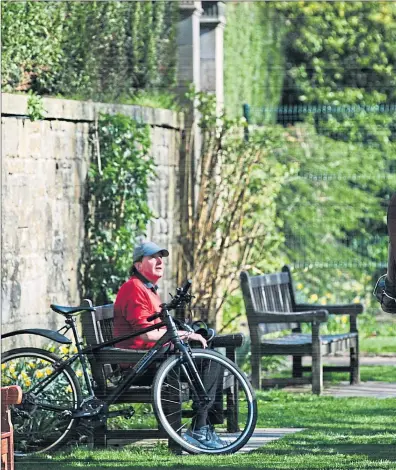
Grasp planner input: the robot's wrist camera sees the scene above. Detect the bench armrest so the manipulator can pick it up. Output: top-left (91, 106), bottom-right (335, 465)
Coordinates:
top-left (295, 303), bottom-right (363, 315)
top-left (211, 333), bottom-right (244, 348)
top-left (253, 309), bottom-right (329, 324)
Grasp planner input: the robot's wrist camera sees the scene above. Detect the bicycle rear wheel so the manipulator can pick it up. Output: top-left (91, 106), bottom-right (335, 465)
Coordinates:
top-left (1, 347), bottom-right (82, 456)
top-left (152, 348), bottom-right (257, 454)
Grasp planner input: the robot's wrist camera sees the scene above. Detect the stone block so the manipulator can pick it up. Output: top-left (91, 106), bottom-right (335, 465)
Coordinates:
top-left (3, 118), bottom-right (19, 156)
top-left (1, 93), bottom-right (28, 116)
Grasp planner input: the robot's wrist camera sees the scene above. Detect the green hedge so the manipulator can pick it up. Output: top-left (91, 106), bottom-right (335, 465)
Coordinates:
top-left (1, 1), bottom-right (178, 101)
top-left (224, 3), bottom-right (286, 123)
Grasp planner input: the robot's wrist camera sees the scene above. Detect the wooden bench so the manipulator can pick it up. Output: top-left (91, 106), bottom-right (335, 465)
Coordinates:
top-left (81, 301), bottom-right (244, 448)
top-left (240, 266), bottom-right (363, 394)
top-left (1, 386), bottom-right (22, 470)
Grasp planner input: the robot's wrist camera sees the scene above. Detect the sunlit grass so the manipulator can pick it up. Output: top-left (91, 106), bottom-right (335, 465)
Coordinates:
top-left (19, 391), bottom-right (396, 470)
top-left (360, 336), bottom-right (396, 354)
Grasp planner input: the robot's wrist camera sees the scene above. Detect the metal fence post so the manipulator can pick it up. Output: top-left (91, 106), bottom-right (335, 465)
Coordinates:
top-left (243, 103), bottom-right (250, 142)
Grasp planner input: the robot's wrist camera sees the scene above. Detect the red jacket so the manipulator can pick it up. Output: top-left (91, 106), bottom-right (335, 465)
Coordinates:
top-left (113, 276), bottom-right (162, 349)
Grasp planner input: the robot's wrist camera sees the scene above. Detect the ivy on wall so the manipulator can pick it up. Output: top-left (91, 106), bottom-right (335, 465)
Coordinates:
top-left (84, 113), bottom-right (156, 305)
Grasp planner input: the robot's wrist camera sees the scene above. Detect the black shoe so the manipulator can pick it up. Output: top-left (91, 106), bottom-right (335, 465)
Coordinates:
top-left (373, 275), bottom-right (396, 313)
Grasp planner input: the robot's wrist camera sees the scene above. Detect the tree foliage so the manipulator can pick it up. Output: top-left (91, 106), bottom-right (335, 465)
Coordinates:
top-left (222, 2), bottom-right (396, 325)
top-left (1, 1), bottom-right (65, 93)
top-left (275, 1), bottom-right (396, 106)
top-left (1, 1), bottom-right (178, 100)
top-left (224, 2), bottom-right (286, 122)
top-left (258, 122), bottom-right (391, 267)
top-left (266, 2), bottom-right (396, 302)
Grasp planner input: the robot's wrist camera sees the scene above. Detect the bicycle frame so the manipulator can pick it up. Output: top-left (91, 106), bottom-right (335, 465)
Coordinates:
top-left (28, 307), bottom-right (210, 416)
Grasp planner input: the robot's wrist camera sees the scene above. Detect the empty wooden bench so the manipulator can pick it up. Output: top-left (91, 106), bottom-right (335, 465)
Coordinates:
top-left (1, 386), bottom-right (22, 470)
top-left (81, 301), bottom-right (244, 448)
top-left (240, 266), bottom-right (363, 394)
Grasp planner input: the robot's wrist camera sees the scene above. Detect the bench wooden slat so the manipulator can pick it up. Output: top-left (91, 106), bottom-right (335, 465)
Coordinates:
top-left (249, 272), bottom-right (290, 288)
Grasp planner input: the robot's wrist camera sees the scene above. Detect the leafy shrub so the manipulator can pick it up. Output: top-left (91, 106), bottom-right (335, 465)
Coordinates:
top-left (84, 113), bottom-right (156, 305)
top-left (1, 1), bottom-right (178, 102)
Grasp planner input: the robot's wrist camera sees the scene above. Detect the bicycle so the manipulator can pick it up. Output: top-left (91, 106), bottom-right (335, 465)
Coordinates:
top-left (1, 281), bottom-right (257, 456)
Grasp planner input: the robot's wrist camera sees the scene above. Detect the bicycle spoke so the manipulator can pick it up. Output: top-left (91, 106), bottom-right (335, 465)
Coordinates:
top-left (1, 348), bottom-right (81, 456)
top-left (153, 349), bottom-right (257, 454)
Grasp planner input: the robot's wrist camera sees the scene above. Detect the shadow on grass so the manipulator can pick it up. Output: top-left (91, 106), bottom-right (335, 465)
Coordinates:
top-left (16, 459), bottom-right (307, 470)
top-left (255, 443), bottom-right (396, 461)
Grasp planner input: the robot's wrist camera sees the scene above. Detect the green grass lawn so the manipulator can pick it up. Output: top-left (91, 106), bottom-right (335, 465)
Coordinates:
top-left (267, 365), bottom-right (395, 384)
top-left (19, 388), bottom-right (396, 470)
top-left (350, 365), bottom-right (395, 382)
top-left (360, 336), bottom-right (396, 354)
top-left (320, 365), bottom-right (395, 383)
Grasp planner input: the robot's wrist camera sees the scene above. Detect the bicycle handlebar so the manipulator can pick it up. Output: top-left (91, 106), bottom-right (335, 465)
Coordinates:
top-left (147, 312), bottom-right (161, 322)
top-left (147, 279), bottom-right (193, 323)
top-left (182, 279), bottom-right (192, 294)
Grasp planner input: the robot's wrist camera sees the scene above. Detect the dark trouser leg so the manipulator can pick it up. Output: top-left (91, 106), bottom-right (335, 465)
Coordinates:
top-left (192, 359), bottom-right (223, 429)
top-left (386, 193), bottom-right (396, 295)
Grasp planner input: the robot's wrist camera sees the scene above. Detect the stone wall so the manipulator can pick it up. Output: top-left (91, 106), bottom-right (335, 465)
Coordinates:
top-left (1, 93), bottom-right (184, 348)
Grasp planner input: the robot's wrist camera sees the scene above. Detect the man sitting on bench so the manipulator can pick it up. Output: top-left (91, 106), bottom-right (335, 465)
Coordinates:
top-left (375, 193), bottom-right (396, 313)
top-left (113, 241), bottom-right (225, 449)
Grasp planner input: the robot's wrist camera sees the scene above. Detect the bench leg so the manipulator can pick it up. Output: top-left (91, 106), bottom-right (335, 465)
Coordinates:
top-left (226, 374), bottom-right (239, 433)
top-left (311, 323), bottom-right (323, 395)
top-left (93, 426), bottom-right (106, 448)
top-left (93, 422), bottom-right (107, 448)
top-left (350, 342), bottom-right (360, 385)
top-left (292, 356), bottom-right (303, 378)
top-left (251, 348), bottom-right (262, 390)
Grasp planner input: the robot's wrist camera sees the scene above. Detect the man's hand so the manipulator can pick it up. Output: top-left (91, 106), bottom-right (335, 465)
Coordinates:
top-left (186, 332), bottom-right (207, 348)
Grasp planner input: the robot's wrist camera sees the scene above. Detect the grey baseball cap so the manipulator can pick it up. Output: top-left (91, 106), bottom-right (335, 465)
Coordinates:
top-left (133, 241), bottom-right (169, 263)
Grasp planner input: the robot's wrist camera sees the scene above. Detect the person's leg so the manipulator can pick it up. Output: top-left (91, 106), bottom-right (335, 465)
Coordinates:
top-left (191, 358), bottom-right (222, 428)
top-left (184, 358), bottom-right (224, 449)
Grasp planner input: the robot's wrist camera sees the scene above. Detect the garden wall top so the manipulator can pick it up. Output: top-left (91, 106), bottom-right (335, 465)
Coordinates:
top-left (1, 93), bottom-right (184, 130)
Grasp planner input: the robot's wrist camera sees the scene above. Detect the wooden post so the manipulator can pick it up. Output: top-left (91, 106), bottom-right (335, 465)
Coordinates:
top-left (311, 321), bottom-right (323, 395)
top-left (1, 386), bottom-right (23, 470)
top-left (350, 314), bottom-right (360, 384)
top-left (292, 356), bottom-right (303, 378)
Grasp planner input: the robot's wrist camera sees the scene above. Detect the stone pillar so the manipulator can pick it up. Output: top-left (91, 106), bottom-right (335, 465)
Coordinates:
top-left (200, 2), bottom-right (226, 112)
top-left (176, 1), bottom-right (203, 168)
top-left (176, 2), bottom-right (203, 277)
top-left (200, 2), bottom-right (226, 328)
top-left (176, 1), bottom-right (203, 99)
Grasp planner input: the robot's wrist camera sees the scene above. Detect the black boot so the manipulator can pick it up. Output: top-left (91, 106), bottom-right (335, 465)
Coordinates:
top-left (374, 274), bottom-right (396, 313)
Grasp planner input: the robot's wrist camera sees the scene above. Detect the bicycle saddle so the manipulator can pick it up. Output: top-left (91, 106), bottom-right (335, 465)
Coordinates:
top-left (50, 304), bottom-right (95, 315)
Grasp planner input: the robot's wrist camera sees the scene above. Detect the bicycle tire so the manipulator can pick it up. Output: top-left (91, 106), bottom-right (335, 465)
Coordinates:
top-left (1, 347), bottom-right (82, 456)
top-left (152, 348), bottom-right (257, 454)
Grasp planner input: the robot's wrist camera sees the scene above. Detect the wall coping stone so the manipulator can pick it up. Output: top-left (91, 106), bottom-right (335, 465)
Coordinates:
top-left (1, 93), bottom-right (184, 130)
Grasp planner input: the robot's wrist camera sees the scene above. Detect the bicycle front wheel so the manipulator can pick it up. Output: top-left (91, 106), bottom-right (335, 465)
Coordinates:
top-left (152, 348), bottom-right (257, 454)
top-left (1, 347), bottom-right (82, 456)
